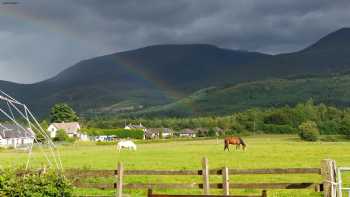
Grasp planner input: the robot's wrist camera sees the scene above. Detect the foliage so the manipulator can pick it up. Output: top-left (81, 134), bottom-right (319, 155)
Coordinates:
top-left (50, 103), bottom-right (79, 123)
top-left (84, 128), bottom-right (144, 139)
top-left (298, 121), bottom-right (320, 141)
top-left (207, 128), bottom-right (216, 137)
top-left (53, 129), bottom-right (75, 142)
top-left (33, 120), bottom-right (49, 142)
top-left (340, 116), bottom-right (350, 138)
top-left (262, 124), bottom-right (297, 134)
top-left (0, 169), bottom-right (73, 197)
top-left (83, 100), bottom-right (350, 136)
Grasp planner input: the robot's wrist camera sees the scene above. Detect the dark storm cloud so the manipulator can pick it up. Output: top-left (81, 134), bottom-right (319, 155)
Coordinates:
top-left (1, 0), bottom-right (350, 83)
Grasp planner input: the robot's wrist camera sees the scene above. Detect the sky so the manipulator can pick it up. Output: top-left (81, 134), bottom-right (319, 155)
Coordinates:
top-left (1, 0), bottom-right (350, 84)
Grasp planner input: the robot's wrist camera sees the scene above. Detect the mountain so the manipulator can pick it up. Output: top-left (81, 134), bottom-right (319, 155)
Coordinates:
top-left (1, 28), bottom-right (350, 117)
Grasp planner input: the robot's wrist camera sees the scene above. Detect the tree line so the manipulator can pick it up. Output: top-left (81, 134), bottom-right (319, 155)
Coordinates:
top-left (82, 99), bottom-right (350, 137)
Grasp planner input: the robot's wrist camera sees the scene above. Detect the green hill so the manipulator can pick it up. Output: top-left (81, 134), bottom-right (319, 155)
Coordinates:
top-left (129, 73), bottom-right (350, 117)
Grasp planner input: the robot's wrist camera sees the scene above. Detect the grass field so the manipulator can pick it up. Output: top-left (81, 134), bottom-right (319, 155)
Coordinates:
top-left (1, 135), bottom-right (350, 197)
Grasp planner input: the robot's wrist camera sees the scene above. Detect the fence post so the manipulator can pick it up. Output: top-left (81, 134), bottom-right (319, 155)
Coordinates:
top-left (262, 190), bottom-right (267, 197)
top-left (202, 157), bottom-right (210, 195)
top-left (222, 167), bottom-right (229, 195)
top-left (116, 162), bottom-right (124, 197)
top-left (321, 159), bottom-right (336, 197)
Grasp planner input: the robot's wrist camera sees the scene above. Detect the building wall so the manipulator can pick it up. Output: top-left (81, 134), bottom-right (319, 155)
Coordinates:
top-left (47, 125), bottom-right (58, 138)
top-left (0, 137), bottom-right (34, 148)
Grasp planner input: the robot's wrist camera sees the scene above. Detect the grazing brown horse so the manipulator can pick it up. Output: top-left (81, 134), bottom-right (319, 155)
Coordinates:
top-left (224, 136), bottom-right (247, 151)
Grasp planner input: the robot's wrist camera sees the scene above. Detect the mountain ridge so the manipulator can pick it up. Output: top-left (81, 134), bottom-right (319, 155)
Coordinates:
top-left (1, 28), bottom-right (350, 117)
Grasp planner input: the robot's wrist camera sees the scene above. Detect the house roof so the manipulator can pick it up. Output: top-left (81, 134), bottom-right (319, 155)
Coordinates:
top-left (0, 124), bottom-right (34, 139)
top-left (51, 122), bottom-right (80, 134)
top-left (126, 124), bottom-right (146, 129)
top-left (146, 128), bottom-right (174, 134)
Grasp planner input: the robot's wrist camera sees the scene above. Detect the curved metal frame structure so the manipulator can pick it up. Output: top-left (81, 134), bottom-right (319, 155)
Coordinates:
top-left (0, 90), bottom-right (62, 170)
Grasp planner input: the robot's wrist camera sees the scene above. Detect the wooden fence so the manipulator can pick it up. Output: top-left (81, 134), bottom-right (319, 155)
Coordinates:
top-left (65, 158), bottom-right (337, 197)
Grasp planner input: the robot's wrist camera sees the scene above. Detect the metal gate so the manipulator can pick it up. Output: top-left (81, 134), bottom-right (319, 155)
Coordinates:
top-left (337, 167), bottom-right (350, 197)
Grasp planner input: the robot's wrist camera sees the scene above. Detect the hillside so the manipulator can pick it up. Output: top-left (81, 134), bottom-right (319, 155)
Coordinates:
top-left (0, 28), bottom-right (350, 116)
top-left (0, 44), bottom-right (270, 115)
top-left (129, 73), bottom-right (350, 117)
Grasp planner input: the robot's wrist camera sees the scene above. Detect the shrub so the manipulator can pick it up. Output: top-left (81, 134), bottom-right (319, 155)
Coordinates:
top-left (262, 124), bottom-right (297, 134)
top-left (53, 129), bottom-right (71, 142)
top-left (298, 121), bottom-right (320, 141)
top-left (340, 117), bottom-right (350, 138)
top-left (0, 169), bottom-right (73, 196)
top-left (207, 128), bottom-right (216, 137)
top-left (318, 120), bottom-right (341, 135)
top-left (84, 128), bottom-right (144, 139)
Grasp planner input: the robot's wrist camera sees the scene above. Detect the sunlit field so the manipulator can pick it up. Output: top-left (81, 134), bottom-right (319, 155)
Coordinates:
top-left (1, 135), bottom-right (350, 197)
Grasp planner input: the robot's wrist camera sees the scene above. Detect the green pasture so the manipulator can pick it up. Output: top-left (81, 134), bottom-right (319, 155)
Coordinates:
top-left (1, 135), bottom-right (350, 197)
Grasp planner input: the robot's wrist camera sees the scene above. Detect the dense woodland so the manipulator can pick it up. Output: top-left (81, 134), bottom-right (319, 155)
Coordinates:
top-left (82, 99), bottom-right (350, 136)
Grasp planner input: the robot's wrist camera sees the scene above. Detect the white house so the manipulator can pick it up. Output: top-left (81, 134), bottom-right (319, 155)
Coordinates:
top-left (161, 128), bottom-right (174, 138)
top-left (178, 129), bottom-right (197, 138)
top-left (124, 123), bottom-right (147, 132)
top-left (0, 124), bottom-right (35, 148)
top-left (47, 122), bottom-right (88, 141)
top-left (145, 128), bottom-right (174, 139)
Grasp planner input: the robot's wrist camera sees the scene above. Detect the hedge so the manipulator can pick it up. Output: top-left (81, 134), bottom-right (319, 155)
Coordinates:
top-left (0, 169), bottom-right (73, 197)
top-left (84, 128), bottom-right (144, 139)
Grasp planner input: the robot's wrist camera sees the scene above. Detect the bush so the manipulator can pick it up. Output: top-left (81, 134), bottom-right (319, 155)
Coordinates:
top-left (340, 117), bottom-right (350, 137)
top-left (262, 124), bottom-right (297, 134)
top-left (318, 120), bottom-right (341, 135)
top-left (53, 129), bottom-right (75, 142)
top-left (84, 128), bottom-right (144, 139)
top-left (0, 169), bottom-right (73, 196)
top-left (298, 121), bottom-right (320, 141)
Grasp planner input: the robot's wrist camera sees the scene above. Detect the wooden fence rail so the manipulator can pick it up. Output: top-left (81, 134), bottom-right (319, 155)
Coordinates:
top-left (65, 168), bottom-right (321, 177)
top-left (66, 158), bottom-right (336, 197)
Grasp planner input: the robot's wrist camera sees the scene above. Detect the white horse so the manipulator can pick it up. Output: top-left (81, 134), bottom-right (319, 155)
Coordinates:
top-left (116, 140), bottom-right (137, 152)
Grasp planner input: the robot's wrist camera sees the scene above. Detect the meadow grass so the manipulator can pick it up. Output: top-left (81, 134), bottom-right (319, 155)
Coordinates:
top-left (1, 135), bottom-right (350, 196)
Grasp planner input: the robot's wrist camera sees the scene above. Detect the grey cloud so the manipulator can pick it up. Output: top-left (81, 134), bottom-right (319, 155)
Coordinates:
top-left (0, 0), bottom-right (350, 83)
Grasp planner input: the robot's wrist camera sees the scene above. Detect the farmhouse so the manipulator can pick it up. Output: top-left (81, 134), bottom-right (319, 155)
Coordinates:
top-left (145, 128), bottom-right (174, 139)
top-left (47, 122), bottom-right (88, 141)
top-left (0, 124), bottom-right (35, 148)
top-left (178, 129), bottom-right (197, 138)
top-left (124, 123), bottom-right (147, 132)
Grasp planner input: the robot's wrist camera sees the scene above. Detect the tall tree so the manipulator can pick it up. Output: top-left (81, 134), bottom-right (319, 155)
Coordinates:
top-left (50, 103), bottom-right (79, 123)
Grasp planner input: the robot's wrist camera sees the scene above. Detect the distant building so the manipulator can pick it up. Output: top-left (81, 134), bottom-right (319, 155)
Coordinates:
top-left (0, 124), bottom-right (35, 148)
top-left (161, 128), bottom-right (174, 138)
top-left (124, 123), bottom-right (147, 132)
top-left (47, 122), bottom-right (88, 141)
top-left (95, 135), bottom-right (115, 142)
top-left (194, 128), bottom-right (209, 137)
top-left (145, 128), bottom-right (174, 139)
top-left (178, 129), bottom-right (197, 138)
